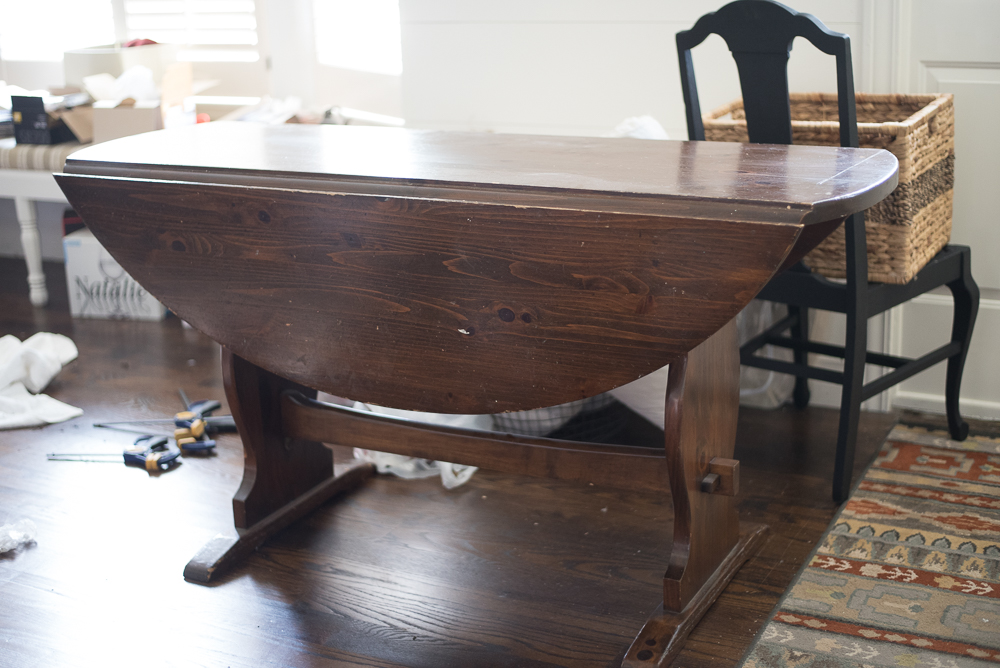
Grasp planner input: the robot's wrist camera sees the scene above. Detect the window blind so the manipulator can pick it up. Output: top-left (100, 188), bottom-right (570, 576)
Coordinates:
top-left (124, 0), bottom-right (259, 62)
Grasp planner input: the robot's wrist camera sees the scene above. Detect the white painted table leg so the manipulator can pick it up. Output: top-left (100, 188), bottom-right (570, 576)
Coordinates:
top-left (15, 196), bottom-right (48, 308)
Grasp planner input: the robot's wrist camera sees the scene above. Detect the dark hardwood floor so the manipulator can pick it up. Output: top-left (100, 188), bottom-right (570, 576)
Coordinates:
top-left (0, 258), bottom-right (900, 668)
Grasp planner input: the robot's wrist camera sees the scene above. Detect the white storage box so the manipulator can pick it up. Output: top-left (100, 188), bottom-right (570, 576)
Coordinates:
top-left (63, 43), bottom-right (179, 90)
top-left (63, 228), bottom-right (168, 321)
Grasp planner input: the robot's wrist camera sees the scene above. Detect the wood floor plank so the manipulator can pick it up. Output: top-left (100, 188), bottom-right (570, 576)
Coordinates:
top-left (0, 258), bottom-right (898, 667)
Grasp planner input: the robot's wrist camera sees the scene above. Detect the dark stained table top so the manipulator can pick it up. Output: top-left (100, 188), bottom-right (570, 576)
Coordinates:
top-left (65, 123), bottom-right (898, 226)
top-left (57, 122), bottom-right (900, 412)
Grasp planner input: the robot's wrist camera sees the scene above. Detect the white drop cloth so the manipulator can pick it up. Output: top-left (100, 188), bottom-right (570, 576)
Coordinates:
top-left (609, 365), bottom-right (671, 430)
top-left (350, 402), bottom-right (490, 489)
top-left (0, 333), bottom-right (82, 430)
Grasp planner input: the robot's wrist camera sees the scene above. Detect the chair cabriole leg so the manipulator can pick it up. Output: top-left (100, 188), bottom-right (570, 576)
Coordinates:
top-left (944, 247), bottom-right (979, 442)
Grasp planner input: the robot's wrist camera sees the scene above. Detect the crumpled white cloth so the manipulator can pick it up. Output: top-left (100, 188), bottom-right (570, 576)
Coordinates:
top-left (608, 115), bottom-right (669, 140)
top-left (609, 365), bottom-right (671, 430)
top-left (0, 333), bottom-right (82, 430)
top-left (350, 402), bottom-right (491, 489)
top-left (0, 519), bottom-right (36, 553)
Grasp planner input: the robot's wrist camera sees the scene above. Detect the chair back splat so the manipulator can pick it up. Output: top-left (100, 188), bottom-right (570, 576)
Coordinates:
top-left (678, 0), bottom-right (857, 148)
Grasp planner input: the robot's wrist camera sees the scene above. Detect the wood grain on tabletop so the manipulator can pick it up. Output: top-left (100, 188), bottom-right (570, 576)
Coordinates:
top-left (0, 258), bottom-right (897, 668)
top-left (56, 173), bottom-right (802, 415)
top-left (62, 123), bottom-right (898, 226)
top-left (55, 125), bottom-right (896, 416)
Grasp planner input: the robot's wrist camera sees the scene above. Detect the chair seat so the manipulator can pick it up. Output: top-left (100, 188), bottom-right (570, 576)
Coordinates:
top-left (757, 245), bottom-right (972, 314)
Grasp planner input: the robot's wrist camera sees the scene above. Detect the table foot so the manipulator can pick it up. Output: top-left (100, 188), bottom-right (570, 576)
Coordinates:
top-left (623, 523), bottom-right (768, 667)
top-left (184, 460), bottom-right (375, 584)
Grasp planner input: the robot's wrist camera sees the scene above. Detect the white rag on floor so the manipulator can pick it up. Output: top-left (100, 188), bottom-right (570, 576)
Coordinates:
top-left (0, 333), bottom-right (82, 430)
top-left (350, 402), bottom-right (489, 489)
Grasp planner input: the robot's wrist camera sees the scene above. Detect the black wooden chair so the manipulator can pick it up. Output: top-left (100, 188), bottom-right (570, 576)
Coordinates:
top-left (676, 0), bottom-right (980, 503)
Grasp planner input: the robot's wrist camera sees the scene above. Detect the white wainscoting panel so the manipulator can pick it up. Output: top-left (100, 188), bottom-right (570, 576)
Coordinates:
top-left (891, 292), bottom-right (1000, 420)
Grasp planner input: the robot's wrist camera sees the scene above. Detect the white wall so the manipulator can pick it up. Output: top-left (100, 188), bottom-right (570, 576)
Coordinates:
top-left (262, 0), bottom-right (403, 116)
top-left (400, 1), bottom-right (866, 138)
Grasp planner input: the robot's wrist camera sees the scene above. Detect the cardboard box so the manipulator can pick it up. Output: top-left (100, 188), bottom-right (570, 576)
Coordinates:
top-left (63, 229), bottom-right (168, 321)
top-left (92, 100), bottom-right (163, 144)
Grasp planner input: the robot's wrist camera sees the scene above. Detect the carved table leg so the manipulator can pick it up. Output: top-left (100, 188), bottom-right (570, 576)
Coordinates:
top-left (624, 319), bottom-right (768, 666)
top-left (184, 349), bottom-right (374, 583)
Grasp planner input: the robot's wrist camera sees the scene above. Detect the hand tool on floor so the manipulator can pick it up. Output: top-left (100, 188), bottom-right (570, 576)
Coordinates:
top-left (178, 389), bottom-right (221, 416)
top-left (175, 437), bottom-right (217, 452)
top-left (46, 435), bottom-right (181, 472)
top-left (172, 389), bottom-right (223, 453)
top-left (92, 389), bottom-right (233, 453)
top-left (92, 421), bottom-right (224, 453)
top-left (93, 414), bottom-right (236, 434)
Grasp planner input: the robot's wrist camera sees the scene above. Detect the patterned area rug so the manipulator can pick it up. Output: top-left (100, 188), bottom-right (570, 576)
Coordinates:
top-left (740, 424), bottom-right (1000, 667)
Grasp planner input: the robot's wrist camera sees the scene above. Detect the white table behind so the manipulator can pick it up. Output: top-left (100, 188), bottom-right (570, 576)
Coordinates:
top-left (0, 139), bottom-right (83, 307)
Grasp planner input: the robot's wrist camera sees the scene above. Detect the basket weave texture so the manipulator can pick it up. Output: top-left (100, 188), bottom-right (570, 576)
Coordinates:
top-left (704, 92), bottom-right (954, 284)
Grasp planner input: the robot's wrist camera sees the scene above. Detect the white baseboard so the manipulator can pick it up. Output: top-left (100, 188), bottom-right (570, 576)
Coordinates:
top-left (892, 390), bottom-right (1000, 421)
top-left (885, 292), bottom-right (1000, 422)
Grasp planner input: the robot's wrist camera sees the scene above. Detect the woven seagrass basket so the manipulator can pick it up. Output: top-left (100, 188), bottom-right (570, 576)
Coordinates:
top-left (704, 92), bottom-right (955, 284)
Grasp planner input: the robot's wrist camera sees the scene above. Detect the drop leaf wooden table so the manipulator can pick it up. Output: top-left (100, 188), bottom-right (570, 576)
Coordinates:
top-left (56, 123), bottom-right (897, 667)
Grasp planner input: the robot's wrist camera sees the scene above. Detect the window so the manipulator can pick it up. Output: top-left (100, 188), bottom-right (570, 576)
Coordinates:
top-left (312, 0), bottom-right (402, 76)
top-left (0, 0), bottom-right (261, 63)
top-left (0, 0), bottom-right (266, 96)
top-left (0, 0), bottom-right (116, 61)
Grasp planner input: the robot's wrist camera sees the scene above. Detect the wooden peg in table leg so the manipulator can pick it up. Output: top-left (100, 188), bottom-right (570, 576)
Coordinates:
top-left (701, 458), bottom-right (739, 496)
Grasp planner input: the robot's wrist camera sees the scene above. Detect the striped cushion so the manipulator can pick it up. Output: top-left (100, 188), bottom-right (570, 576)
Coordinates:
top-left (0, 138), bottom-right (88, 171)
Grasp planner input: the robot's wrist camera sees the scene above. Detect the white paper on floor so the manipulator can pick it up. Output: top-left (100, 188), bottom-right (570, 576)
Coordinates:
top-left (0, 333), bottom-right (82, 430)
top-left (0, 519), bottom-right (36, 553)
top-left (350, 401), bottom-right (488, 489)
